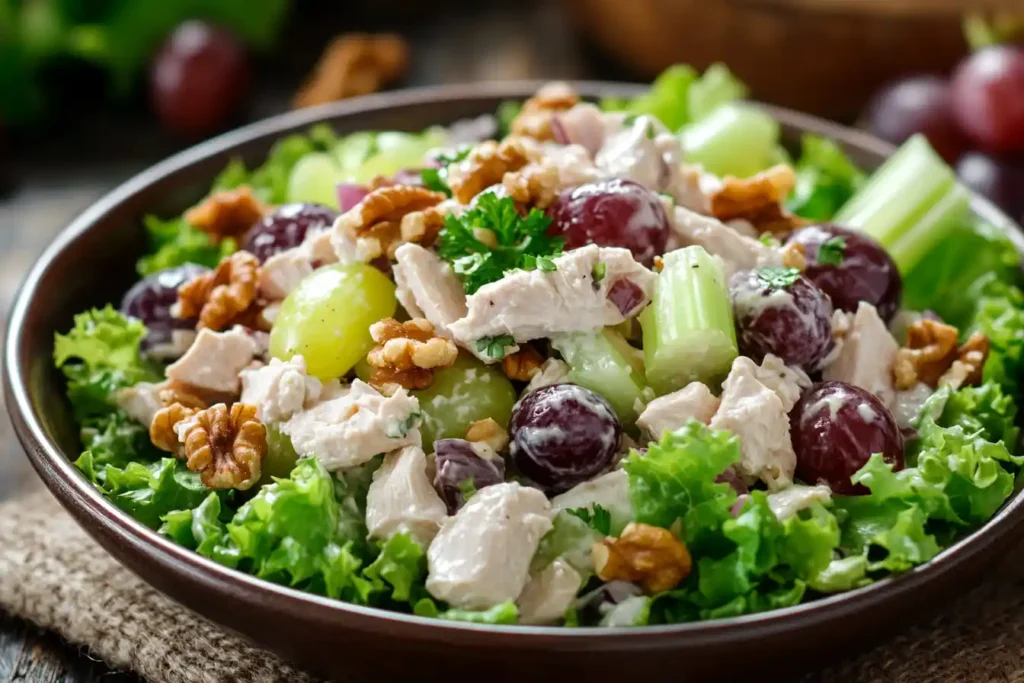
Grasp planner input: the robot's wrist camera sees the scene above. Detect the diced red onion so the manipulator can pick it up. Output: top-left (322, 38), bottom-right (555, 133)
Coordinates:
top-left (607, 278), bottom-right (646, 317)
top-left (336, 184), bottom-right (369, 212)
top-left (551, 115), bottom-right (570, 145)
top-left (715, 467), bottom-right (749, 496)
top-left (730, 494), bottom-right (750, 517)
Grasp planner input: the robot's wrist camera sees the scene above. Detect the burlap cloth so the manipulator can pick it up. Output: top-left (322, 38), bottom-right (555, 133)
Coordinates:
top-left (3, 487), bottom-right (1024, 683)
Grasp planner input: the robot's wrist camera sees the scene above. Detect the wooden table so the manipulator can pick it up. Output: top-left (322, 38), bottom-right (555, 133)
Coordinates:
top-left (0, 2), bottom-right (610, 679)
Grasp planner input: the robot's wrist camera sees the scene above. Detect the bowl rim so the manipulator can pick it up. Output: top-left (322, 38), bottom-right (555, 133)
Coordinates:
top-left (6, 80), bottom-right (1024, 644)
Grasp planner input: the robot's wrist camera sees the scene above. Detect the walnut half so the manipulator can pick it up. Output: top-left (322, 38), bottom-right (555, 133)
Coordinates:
top-left (180, 403), bottom-right (266, 490)
top-left (593, 523), bottom-right (692, 594)
top-left (177, 251), bottom-right (262, 331)
top-left (184, 186), bottom-right (268, 244)
top-left (447, 138), bottom-right (531, 205)
top-left (708, 165), bottom-right (805, 235)
top-left (893, 319), bottom-right (962, 389)
top-left (510, 82), bottom-right (579, 142)
top-left (335, 185), bottom-right (447, 260)
top-left (502, 344), bottom-right (545, 381)
top-left (366, 318), bottom-right (458, 392)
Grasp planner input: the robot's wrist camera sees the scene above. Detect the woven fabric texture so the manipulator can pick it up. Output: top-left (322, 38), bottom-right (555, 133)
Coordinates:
top-left (2, 487), bottom-right (1024, 683)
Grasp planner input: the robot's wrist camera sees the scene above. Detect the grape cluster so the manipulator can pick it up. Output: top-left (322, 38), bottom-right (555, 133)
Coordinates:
top-left (866, 44), bottom-right (1024, 222)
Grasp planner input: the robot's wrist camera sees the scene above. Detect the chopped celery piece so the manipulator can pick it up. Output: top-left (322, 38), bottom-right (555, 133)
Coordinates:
top-left (287, 152), bottom-right (342, 208)
top-left (640, 246), bottom-right (737, 395)
top-left (552, 328), bottom-right (649, 424)
top-left (681, 103), bottom-right (780, 178)
top-left (834, 135), bottom-right (969, 273)
top-left (688, 63), bottom-right (749, 123)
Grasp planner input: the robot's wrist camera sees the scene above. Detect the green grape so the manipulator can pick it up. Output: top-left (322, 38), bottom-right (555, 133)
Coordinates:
top-left (259, 424), bottom-right (299, 485)
top-left (287, 152), bottom-right (343, 208)
top-left (412, 352), bottom-right (517, 449)
top-left (334, 132), bottom-right (378, 173)
top-left (352, 129), bottom-right (448, 184)
top-left (269, 263), bottom-right (397, 380)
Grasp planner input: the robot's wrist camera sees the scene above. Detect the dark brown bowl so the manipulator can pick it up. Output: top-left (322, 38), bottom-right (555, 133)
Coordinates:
top-left (6, 83), bottom-right (1024, 683)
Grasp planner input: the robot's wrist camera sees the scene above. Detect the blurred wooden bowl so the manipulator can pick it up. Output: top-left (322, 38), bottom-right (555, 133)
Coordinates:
top-left (567, 0), bottom-right (986, 120)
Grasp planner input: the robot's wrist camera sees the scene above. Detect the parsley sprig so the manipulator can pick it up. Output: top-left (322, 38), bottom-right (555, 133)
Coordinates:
top-left (566, 504), bottom-right (612, 536)
top-left (816, 236), bottom-right (847, 266)
top-left (421, 145), bottom-right (471, 197)
top-left (438, 193), bottom-right (564, 294)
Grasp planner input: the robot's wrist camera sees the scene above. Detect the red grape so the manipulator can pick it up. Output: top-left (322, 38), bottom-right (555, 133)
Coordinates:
top-left (150, 21), bottom-right (251, 137)
top-left (786, 224), bottom-right (902, 322)
top-left (956, 152), bottom-right (1024, 222)
top-left (121, 264), bottom-right (210, 351)
top-left (790, 382), bottom-right (904, 495)
top-left (729, 269), bottom-right (834, 371)
top-left (433, 438), bottom-right (506, 513)
top-left (243, 203), bottom-right (339, 263)
top-left (547, 178), bottom-right (670, 267)
top-left (865, 76), bottom-right (968, 163)
top-left (951, 45), bottom-right (1024, 153)
top-left (509, 384), bottom-right (621, 493)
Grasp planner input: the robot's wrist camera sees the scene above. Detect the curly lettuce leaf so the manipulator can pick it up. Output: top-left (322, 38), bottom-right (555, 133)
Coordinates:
top-left (622, 420), bottom-right (740, 553)
top-left (413, 599), bottom-right (519, 625)
top-left (77, 456), bottom-right (214, 529)
top-left (136, 215), bottom-right (236, 277)
top-left (786, 134), bottom-right (866, 221)
top-left (924, 383), bottom-right (1019, 449)
top-left (964, 277), bottom-right (1024, 397)
top-left (363, 533), bottom-right (427, 604)
top-left (79, 409), bottom-right (160, 473)
top-left (53, 306), bottom-right (159, 420)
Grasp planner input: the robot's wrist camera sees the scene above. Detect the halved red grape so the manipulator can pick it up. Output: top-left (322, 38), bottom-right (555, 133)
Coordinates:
top-left (790, 381), bottom-right (904, 495)
top-left (509, 383), bottom-right (621, 493)
top-left (242, 203), bottom-right (339, 263)
top-left (433, 438), bottom-right (506, 513)
top-left (865, 76), bottom-right (968, 163)
top-left (951, 45), bottom-right (1024, 153)
top-left (121, 263), bottom-right (210, 349)
top-left (730, 268), bottom-right (833, 370)
top-left (150, 21), bottom-right (251, 137)
top-left (956, 152), bottom-right (1024, 222)
top-left (786, 224), bottom-right (902, 322)
top-left (547, 178), bottom-right (670, 267)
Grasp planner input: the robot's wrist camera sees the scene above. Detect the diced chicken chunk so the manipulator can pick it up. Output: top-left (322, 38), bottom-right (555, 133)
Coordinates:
top-left (517, 559), bottom-right (583, 625)
top-left (595, 115), bottom-right (679, 192)
top-left (551, 469), bottom-right (633, 532)
top-left (448, 245), bottom-right (655, 350)
top-left (822, 302), bottom-right (898, 407)
top-left (735, 354), bottom-right (811, 413)
top-left (710, 359), bottom-right (796, 489)
top-left (165, 326), bottom-right (259, 395)
top-left (114, 380), bottom-right (169, 426)
top-left (892, 382), bottom-right (934, 430)
top-left (426, 482), bottom-right (553, 610)
top-left (766, 484), bottom-right (832, 521)
top-left (259, 247), bottom-right (313, 301)
top-left (637, 382), bottom-right (720, 441)
top-left (365, 445), bottom-right (448, 547)
top-left (239, 355), bottom-right (323, 423)
top-left (523, 358), bottom-right (571, 395)
top-left (279, 379), bottom-right (421, 471)
top-left (670, 205), bottom-right (781, 276)
top-left (552, 103), bottom-right (607, 158)
top-left (145, 329), bottom-right (196, 362)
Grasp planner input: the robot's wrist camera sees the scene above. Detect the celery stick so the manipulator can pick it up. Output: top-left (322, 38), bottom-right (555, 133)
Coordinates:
top-left (834, 135), bottom-right (968, 273)
top-left (640, 246), bottom-right (737, 395)
top-left (680, 103), bottom-right (780, 178)
top-left (552, 328), bottom-right (649, 425)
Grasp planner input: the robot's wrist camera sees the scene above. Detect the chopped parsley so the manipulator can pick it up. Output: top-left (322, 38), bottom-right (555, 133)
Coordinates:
top-left (592, 262), bottom-right (607, 282)
top-left (458, 478), bottom-right (478, 503)
top-left (816, 236), bottom-right (847, 266)
top-left (386, 411), bottom-right (421, 438)
top-left (421, 145), bottom-right (471, 197)
top-left (756, 267), bottom-right (802, 289)
top-left (475, 334), bottom-right (516, 360)
top-left (759, 233), bottom-right (782, 248)
top-left (438, 193), bottom-right (563, 294)
top-left (566, 504), bottom-right (612, 536)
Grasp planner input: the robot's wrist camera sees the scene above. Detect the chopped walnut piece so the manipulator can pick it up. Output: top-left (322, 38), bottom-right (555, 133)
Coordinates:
top-left (180, 403), bottom-right (266, 490)
top-left (510, 82), bottom-right (579, 142)
top-left (709, 165), bottom-right (806, 235)
top-left (150, 403), bottom-right (197, 454)
top-left (781, 241), bottom-right (807, 271)
top-left (177, 251), bottom-right (261, 331)
top-left (336, 186), bottom-right (446, 260)
top-left (448, 138), bottom-right (531, 204)
top-left (465, 417), bottom-right (510, 453)
top-left (893, 319), bottom-right (961, 389)
top-left (184, 186), bottom-right (268, 244)
top-left (939, 332), bottom-right (990, 390)
top-left (593, 522), bottom-right (692, 594)
top-left (503, 162), bottom-right (560, 209)
top-left (293, 33), bottom-right (408, 109)
top-left (366, 317), bottom-right (458, 391)
top-left (502, 344), bottom-right (545, 381)
top-left (158, 381), bottom-right (209, 411)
